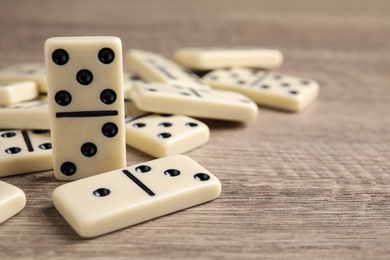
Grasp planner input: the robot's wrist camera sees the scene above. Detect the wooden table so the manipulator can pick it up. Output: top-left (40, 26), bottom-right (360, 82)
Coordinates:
top-left (1, 0), bottom-right (389, 258)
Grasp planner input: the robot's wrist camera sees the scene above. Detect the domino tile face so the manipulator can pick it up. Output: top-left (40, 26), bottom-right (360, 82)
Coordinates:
top-left (0, 96), bottom-right (50, 130)
top-left (45, 36), bottom-right (126, 180)
top-left (52, 155), bottom-right (222, 238)
top-left (0, 63), bottom-right (47, 93)
top-left (0, 81), bottom-right (38, 106)
top-left (125, 113), bottom-right (210, 157)
top-left (126, 49), bottom-right (210, 89)
top-left (0, 130), bottom-right (52, 177)
top-left (129, 80), bottom-right (258, 122)
top-left (204, 67), bottom-right (319, 112)
top-left (0, 181), bottom-right (26, 224)
top-left (174, 47), bottom-right (283, 70)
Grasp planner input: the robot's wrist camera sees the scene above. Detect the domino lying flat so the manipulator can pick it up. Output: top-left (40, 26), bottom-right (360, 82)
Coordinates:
top-left (45, 36), bottom-right (126, 181)
top-left (123, 70), bottom-right (140, 98)
top-left (0, 81), bottom-right (38, 106)
top-left (52, 155), bottom-right (222, 238)
top-left (126, 49), bottom-right (210, 89)
top-left (0, 130), bottom-right (52, 177)
top-left (124, 98), bottom-right (146, 118)
top-left (0, 181), bottom-right (26, 224)
top-left (0, 63), bottom-right (47, 93)
top-left (130, 81), bottom-right (258, 122)
top-left (174, 47), bottom-right (283, 70)
top-left (125, 113), bottom-right (209, 157)
top-left (0, 96), bottom-right (50, 130)
top-left (203, 67), bottom-right (319, 112)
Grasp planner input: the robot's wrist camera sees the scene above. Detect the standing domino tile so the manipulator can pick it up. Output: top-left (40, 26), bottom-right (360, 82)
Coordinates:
top-left (125, 113), bottom-right (210, 157)
top-left (174, 47), bottom-right (283, 70)
top-left (0, 130), bottom-right (52, 177)
top-left (130, 80), bottom-right (258, 122)
top-left (0, 97), bottom-right (50, 130)
top-left (0, 181), bottom-right (26, 224)
top-left (45, 36), bottom-right (126, 181)
top-left (52, 155), bottom-right (221, 238)
top-left (203, 67), bottom-right (319, 112)
top-left (0, 63), bottom-right (47, 93)
top-left (126, 49), bottom-right (210, 89)
top-left (0, 81), bottom-right (38, 105)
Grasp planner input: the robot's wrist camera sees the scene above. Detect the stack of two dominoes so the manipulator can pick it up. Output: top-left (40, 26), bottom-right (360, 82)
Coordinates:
top-left (0, 36), bottom-right (319, 238)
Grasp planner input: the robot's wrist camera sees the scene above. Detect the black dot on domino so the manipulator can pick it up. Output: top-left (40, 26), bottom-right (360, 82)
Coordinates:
top-left (61, 162), bottom-right (77, 176)
top-left (5, 147), bottom-right (21, 154)
top-left (1, 132), bottom-right (16, 138)
top-left (281, 83), bottom-right (290, 87)
top-left (290, 90), bottom-right (299, 95)
top-left (32, 130), bottom-right (49, 134)
top-left (76, 69), bottom-right (93, 85)
top-left (157, 133), bottom-right (171, 139)
top-left (160, 114), bottom-right (173, 117)
top-left (130, 75), bottom-right (140, 80)
top-left (100, 89), bottom-right (117, 105)
top-left (132, 123), bottom-right (146, 128)
top-left (38, 143), bottom-right (52, 150)
top-left (55, 91), bottom-right (72, 106)
top-left (185, 122), bottom-right (198, 127)
top-left (135, 165), bottom-right (151, 173)
top-left (102, 122), bottom-right (118, 138)
top-left (93, 188), bottom-right (111, 197)
top-left (194, 173), bottom-right (210, 181)
top-left (159, 122), bottom-right (172, 127)
top-left (98, 48), bottom-right (115, 64)
top-left (52, 49), bottom-right (69, 65)
top-left (164, 169), bottom-right (180, 177)
top-left (81, 142), bottom-right (97, 157)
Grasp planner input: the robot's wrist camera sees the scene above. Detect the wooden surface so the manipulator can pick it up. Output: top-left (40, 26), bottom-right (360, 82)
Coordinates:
top-left (1, 0), bottom-right (389, 259)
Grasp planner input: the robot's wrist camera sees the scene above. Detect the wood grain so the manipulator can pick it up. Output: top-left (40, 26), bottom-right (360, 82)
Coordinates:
top-left (0, 0), bottom-right (389, 258)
